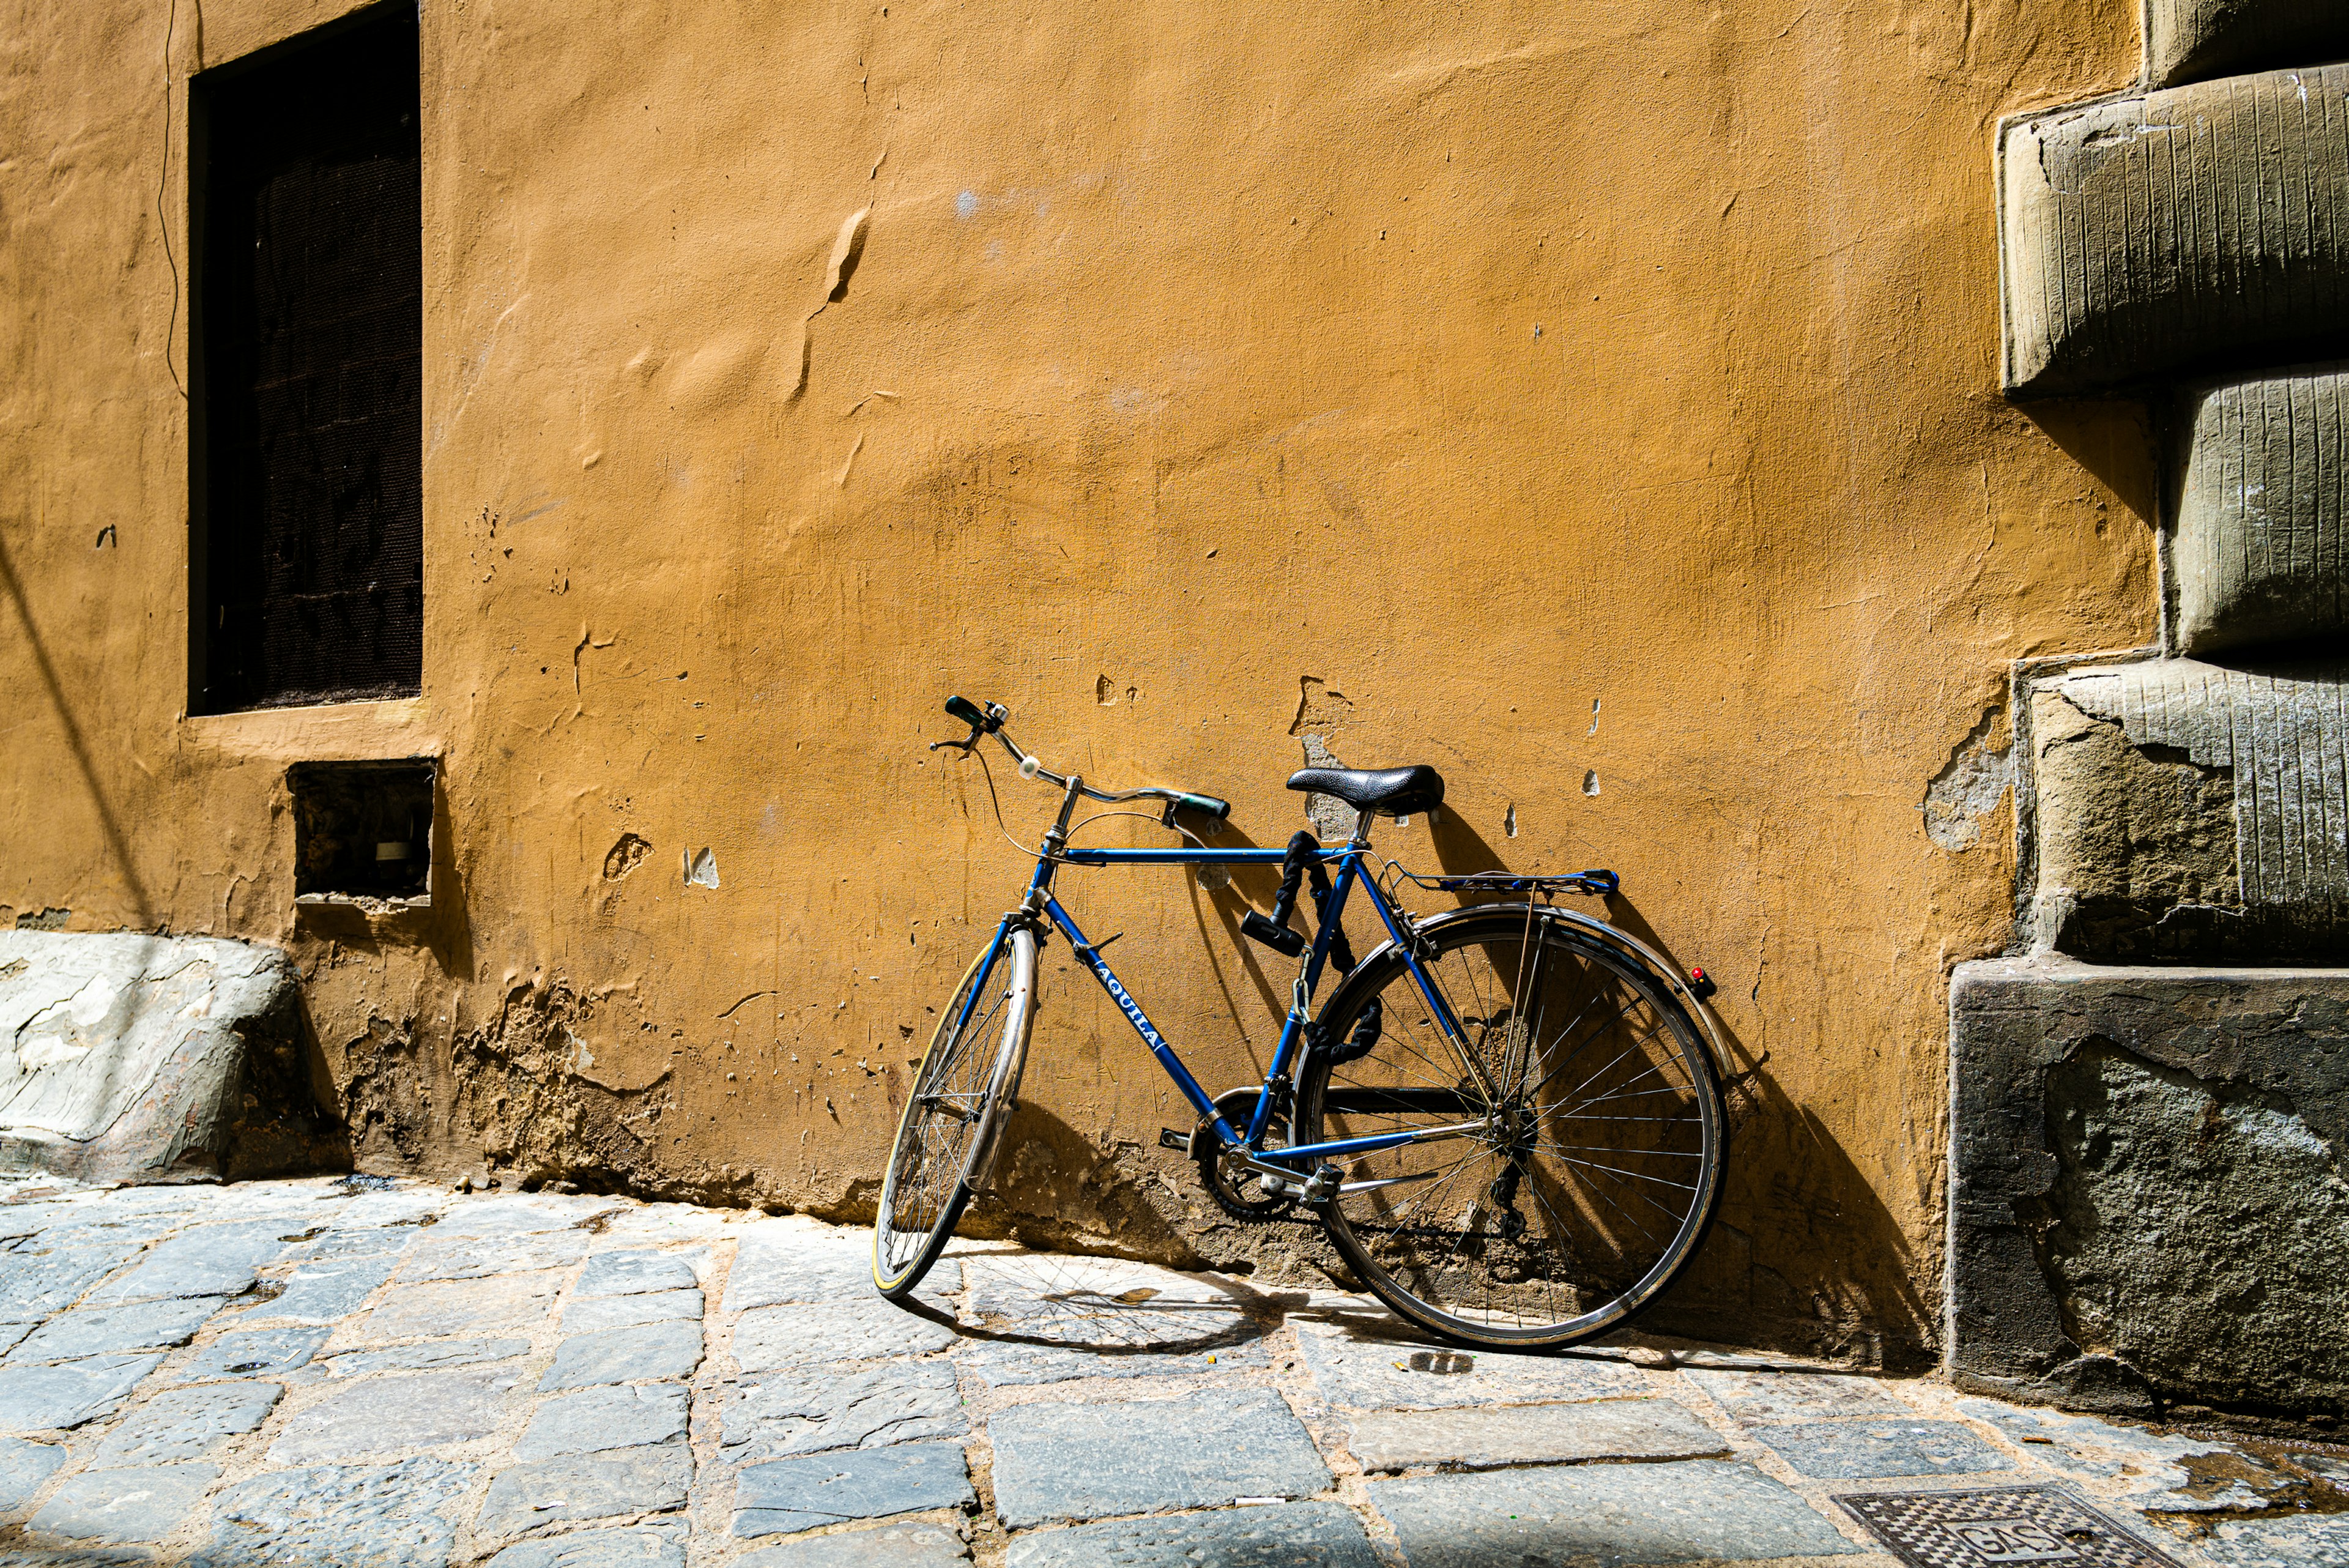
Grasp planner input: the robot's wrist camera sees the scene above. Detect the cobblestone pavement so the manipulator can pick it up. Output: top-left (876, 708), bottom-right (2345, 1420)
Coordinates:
top-left (0, 1176), bottom-right (2340, 1567)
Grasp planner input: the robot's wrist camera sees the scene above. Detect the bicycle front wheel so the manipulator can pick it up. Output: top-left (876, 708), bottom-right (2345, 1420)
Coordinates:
top-left (1295, 908), bottom-right (1724, 1348)
top-left (872, 924), bottom-right (1036, 1299)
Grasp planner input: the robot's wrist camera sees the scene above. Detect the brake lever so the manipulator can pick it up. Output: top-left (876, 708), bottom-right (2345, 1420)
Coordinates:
top-left (928, 729), bottom-right (982, 755)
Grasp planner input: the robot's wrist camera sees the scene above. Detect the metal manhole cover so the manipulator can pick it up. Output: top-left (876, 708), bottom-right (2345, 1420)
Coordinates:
top-left (1838, 1485), bottom-right (2184, 1568)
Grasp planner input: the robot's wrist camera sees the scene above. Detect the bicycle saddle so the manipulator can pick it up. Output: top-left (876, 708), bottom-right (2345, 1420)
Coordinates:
top-left (1286, 764), bottom-right (1445, 817)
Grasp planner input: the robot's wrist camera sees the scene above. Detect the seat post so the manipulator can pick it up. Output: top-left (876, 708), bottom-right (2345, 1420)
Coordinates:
top-left (1349, 808), bottom-right (1376, 847)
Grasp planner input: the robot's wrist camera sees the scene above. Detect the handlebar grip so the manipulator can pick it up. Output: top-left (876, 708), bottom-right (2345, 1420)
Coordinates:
top-left (943, 695), bottom-right (985, 726)
top-left (1172, 792), bottom-right (1231, 820)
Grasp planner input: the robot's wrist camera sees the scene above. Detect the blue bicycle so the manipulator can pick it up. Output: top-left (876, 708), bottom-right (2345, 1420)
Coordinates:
top-left (873, 696), bottom-right (1727, 1350)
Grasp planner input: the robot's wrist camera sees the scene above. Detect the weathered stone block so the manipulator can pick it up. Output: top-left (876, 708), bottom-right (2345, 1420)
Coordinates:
top-left (2172, 367), bottom-right (2349, 656)
top-left (742, 1519), bottom-right (968, 1567)
top-left (0, 1354), bottom-right (164, 1432)
top-left (731, 1444), bottom-right (974, 1539)
top-left (1366, 1458), bottom-right (1862, 1567)
top-left (721, 1362), bottom-right (966, 1462)
top-left (563, 1290), bottom-right (702, 1334)
top-left (474, 1444), bottom-right (691, 1541)
top-left (1998, 68), bottom-right (2349, 396)
top-left (1291, 1321), bottom-right (1641, 1411)
top-left (1346, 1396), bottom-right (1727, 1473)
top-left (515, 1383), bottom-right (689, 1460)
top-left (576, 1250), bottom-right (699, 1298)
top-left (1949, 956), bottom-right (2349, 1413)
top-left (1004, 1501), bottom-right (1377, 1568)
top-left (268, 1369), bottom-right (514, 1462)
top-left (91, 1381), bottom-right (281, 1465)
top-left (730, 1302), bottom-right (954, 1372)
top-left (987, 1388), bottom-right (1329, 1529)
top-left (191, 1454), bottom-right (477, 1568)
top-left (2030, 659), bottom-right (2349, 962)
top-left (10, 1297), bottom-right (220, 1362)
top-left (486, 1525), bottom-right (686, 1568)
top-left (0, 1437), bottom-right (65, 1509)
top-left (30, 1462), bottom-right (220, 1542)
top-left (1746, 1419), bottom-right (2014, 1479)
top-left (176, 1325), bottom-right (331, 1381)
top-left (2145, 0), bottom-right (2349, 89)
top-left (0, 932), bottom-right (341, 1183)
top-left (538, 1320), bottom-right (702, 1390)
top-left (1681, 1369), bottom-right (1911, 1422)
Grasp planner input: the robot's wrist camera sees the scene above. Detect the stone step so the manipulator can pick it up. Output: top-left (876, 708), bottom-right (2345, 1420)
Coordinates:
top-left (1999, 65), bottom-right (2349, 397)
top-left (2146, 0), bottom-right (2349, 89)
top-left (2172, 363), bottom-right (2349, 656)
top-left (2027, 656), bottom-right (2349, 962)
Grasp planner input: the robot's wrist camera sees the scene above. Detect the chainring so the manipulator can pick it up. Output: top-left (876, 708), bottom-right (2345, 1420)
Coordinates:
top-left (1193, 1086), bottom-right (1301, 1222)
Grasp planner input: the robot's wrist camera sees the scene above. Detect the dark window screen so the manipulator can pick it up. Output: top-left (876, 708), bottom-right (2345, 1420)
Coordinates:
top-left (194, 9), bottom-right (420, 712)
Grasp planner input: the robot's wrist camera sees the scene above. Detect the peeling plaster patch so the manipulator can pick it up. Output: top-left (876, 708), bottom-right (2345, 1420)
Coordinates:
top-left (1504, 804), bottom-right (1517, 839)
top-left (684, 849), bottom-right (720, 890)
top-left (1587, 699), bottom-right (1601, 737)
top-left (1921, 709), bottom-right (2014, 852)
top-left (1290, 676), bottom-right (1353, 735)
top-left (1299, 734), bottom-right (1354, 840)
top-left (1582, 770), bottom-right (1600, 797)
top-left (602, 835), bottom-right (651, 882)
top-left (956, 190), bottom-right (978, 219)
top-left (823, 208), bottom-right (870, 302)
top-left (14, 910), bottom-right (69, 932)
top-left (1096, 675), bottom-right (1116, 705)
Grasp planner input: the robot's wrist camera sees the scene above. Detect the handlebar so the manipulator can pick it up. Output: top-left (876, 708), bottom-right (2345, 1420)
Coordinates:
top-left (932, 695), bottom-right (1233, 820)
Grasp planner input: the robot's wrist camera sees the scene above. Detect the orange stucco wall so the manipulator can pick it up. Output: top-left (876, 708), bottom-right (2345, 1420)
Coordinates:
top-left (0, 0), bottom-right (2151, 1363)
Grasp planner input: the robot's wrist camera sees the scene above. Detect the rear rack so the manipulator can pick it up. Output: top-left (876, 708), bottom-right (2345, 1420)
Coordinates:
top-left (1410, 869), bottom-right (1620, 898)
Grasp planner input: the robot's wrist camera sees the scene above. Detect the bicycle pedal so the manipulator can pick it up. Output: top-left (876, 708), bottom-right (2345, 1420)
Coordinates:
top-left (1158, 1127), bottom-right (1192, 1153)
top-left (1302, 1162), bottom-right (1343, 1206)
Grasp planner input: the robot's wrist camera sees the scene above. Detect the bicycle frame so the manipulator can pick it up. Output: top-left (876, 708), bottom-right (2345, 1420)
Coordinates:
top-left (966, 777), bottom-right (1492, 1177)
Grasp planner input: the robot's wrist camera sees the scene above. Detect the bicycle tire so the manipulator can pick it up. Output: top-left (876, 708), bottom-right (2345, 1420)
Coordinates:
top-left (1294, 907), bottom-right (1724, 1348)
top-left (872, 924), bottom-right (1036, 1299)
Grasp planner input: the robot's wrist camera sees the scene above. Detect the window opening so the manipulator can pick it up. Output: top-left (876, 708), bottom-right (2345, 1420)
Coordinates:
top-left (191, 6), bottom-right (421, 713)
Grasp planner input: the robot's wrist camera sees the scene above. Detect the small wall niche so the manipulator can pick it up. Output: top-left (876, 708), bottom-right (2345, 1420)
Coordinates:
top-left (289, 758), bottom-right (436, 909)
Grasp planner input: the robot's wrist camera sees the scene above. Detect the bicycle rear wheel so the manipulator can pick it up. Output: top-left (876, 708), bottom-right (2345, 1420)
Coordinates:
top-left (872, 925), bottom-right (1036, 1299)
top-left (1294, 908), bottom-right (1723, 1348)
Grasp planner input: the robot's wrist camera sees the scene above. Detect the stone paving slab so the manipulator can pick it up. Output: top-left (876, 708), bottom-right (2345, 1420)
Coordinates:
top-left (91, 1381), bottom-right (281, 1465)
top-left (2194, 1514), bottom-right (2349, 1566)
top-left (989, 1388), bottom-right (1330, 1529)
top-left (266, 1253), bottom-right (401, 1321)
top-left (724, 1240), bottom-right (875, 1313)
top-left (577, 1251), bottom-right (700, 1298)
top-left (268, 1369), bottom-right (513, 1462)
top-left (1368, 1456), bottom-right (1869, 1567)
top-left (1750, 1419), bottom-right (2016, 1480)
top-left (540, 1321), bottom-right (702, 1391)
top-left (9, 1299), bottom-right (220, 1363)
top-left (0, 1437), bottom-right (65, 1508)
top-left (0, 1355), bottom-right (164, 1430)
top-left (1952, 1398), bottom-right (2262, 1510)
top-left (475, 1443), bottom-right (691, 1541)
top-left (516, 1384), bottom-right (690, 1461)
top-left (957, 1337), bottom-right (1268, 1386)
top-left (564, 1290), bottom-right (702, 1334)
top-left (324, 1336), bottom-right (530, 1376)
top-left (1291, 1322), bottom-right (1644, 1411)
top-left (737, 1518), bottom-right (968, 1566)
top-left (83, 1221), bottom-right (286, 1305)
top-left (1348, 1394), bottom-right (1731, 1473)
top-left (1004, 1500), bottom-right (1380, 1567)
top-left (357, 1271), bottom-right (565, 1342)
top-left (962, 1257), bottom-right (1253, 1348)
top-left (190, 1454), bottom-right (478, 1568)
top-left (722, 1362), bottom-right (967, 1462)
top-left (733, 1302), bottom-right (956, 1371)
top-left (30, 1462), bottom-right (219, 1542)
top-left (175, 1324), bottom-right (330, 1381)
top-left (732, 1444), bottom-right (974, 1539)
top-left (486, 1523), bottom-right (689, 1567)
top-left (0, 1246), bottom-right (144, 1320)
top-left (1686, 1369), bottom-right (1914, 1422)
top-left (403, 1231), bottom-right (589, 1283)
top-left (426, 1196), bottom-right (615, 1240)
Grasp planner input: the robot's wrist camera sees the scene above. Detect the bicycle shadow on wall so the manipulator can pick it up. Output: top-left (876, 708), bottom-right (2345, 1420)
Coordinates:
top-left (1424, 806), bottom-right (1934, 1368)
